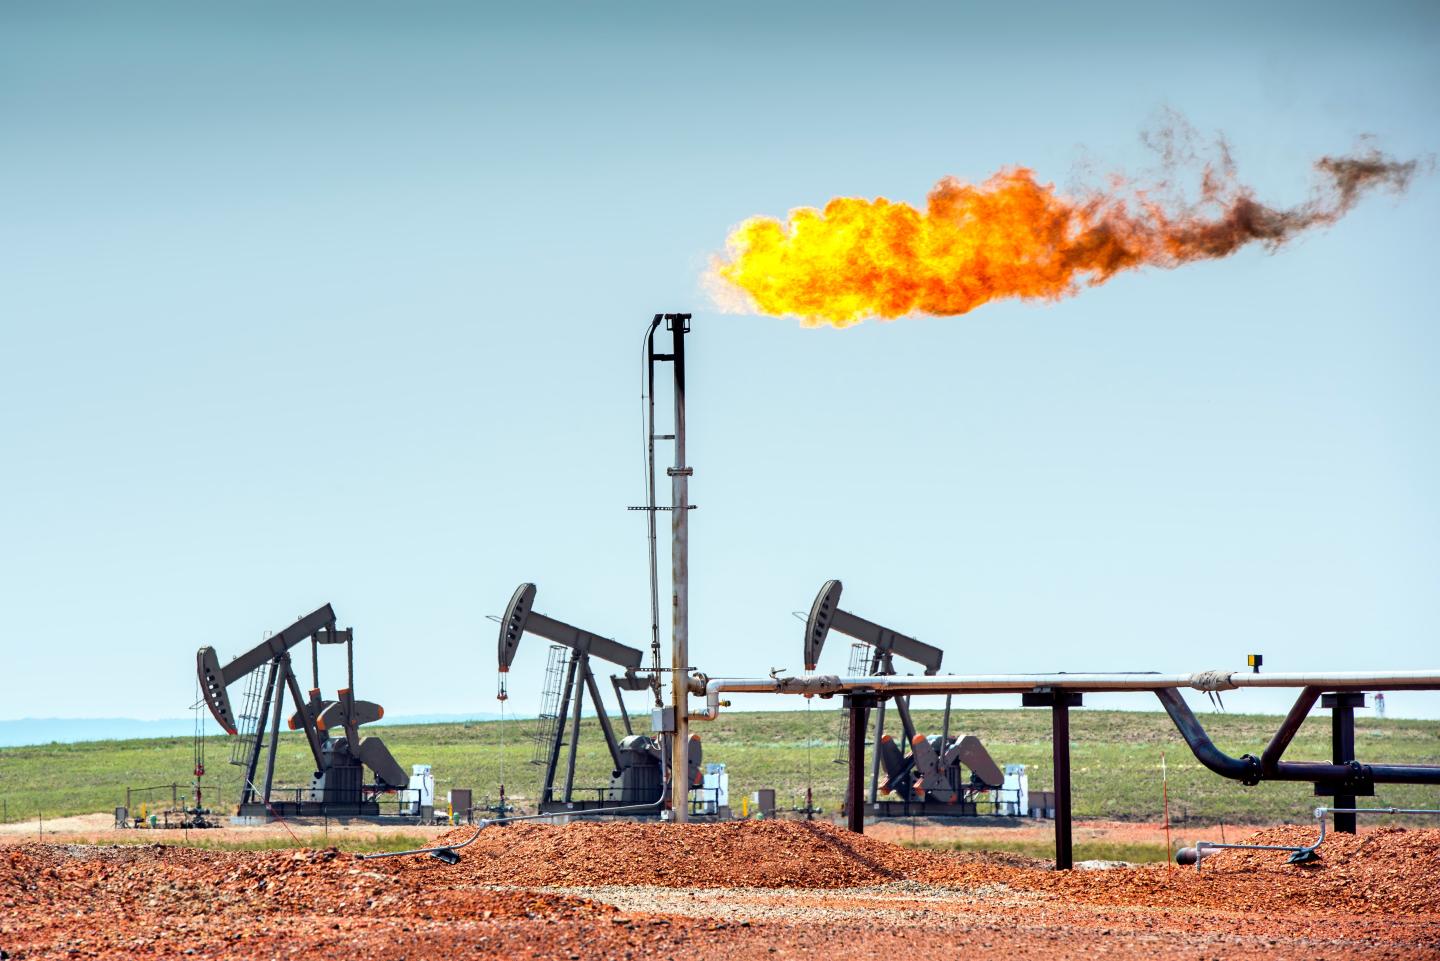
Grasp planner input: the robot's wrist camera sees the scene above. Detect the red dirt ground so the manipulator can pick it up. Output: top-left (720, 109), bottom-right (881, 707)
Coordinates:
top-left (2, 821), bottom-right (1436, 960)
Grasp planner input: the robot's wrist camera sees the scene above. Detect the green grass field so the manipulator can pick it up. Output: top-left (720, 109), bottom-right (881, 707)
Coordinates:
top-left (1, 708), bottom-right (1435, 826)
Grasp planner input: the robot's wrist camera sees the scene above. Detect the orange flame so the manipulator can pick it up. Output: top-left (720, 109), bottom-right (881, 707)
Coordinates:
top-left (711, 145), bottom-right (1418, 328)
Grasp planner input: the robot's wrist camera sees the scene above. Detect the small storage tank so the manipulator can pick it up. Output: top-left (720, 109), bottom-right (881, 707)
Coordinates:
top-left (697, 762), bottom-right (729, 815)
top-left (407, 764), bottom-right (434, 817)
top-left (1001, 764), bottom-right (1028, 817)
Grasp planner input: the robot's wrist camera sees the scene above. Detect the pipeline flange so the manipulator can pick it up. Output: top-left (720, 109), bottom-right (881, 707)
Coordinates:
top-left (1315, 761), bottom-right (1377, 798)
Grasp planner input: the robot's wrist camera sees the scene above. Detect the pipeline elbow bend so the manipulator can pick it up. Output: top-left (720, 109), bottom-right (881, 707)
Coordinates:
top-left (1155, 688), bottom-right (1262, 785)
top-left (1195, 750), bottom-right (1260, 785)
top-left (1192, 746), bottom-right (1261, 786)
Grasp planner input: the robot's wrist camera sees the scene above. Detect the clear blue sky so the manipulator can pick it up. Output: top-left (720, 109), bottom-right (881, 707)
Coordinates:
top-left (2, 1), bottom-right (1437, 726)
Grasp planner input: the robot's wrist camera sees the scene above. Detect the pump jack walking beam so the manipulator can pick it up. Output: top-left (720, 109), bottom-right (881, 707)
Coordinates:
top-left (198, 605), bottom-right (338, 736)
top-left (805, 580), bottom-right (944, 677)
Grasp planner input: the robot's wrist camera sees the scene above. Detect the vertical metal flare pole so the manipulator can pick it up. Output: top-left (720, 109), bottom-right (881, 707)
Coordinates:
top-left (846, 695), bottom-right (868, 833)
top-left (1052, 697), bottom-right (1073, 870)
top-left (669, 316), bottom-right (691, 823)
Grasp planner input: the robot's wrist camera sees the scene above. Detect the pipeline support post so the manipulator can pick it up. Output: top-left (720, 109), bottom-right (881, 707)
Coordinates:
top-left (844, 693), bottom-right (877, 834)
top-left (1023, 689), bottom-right (1083, 870)
top-left (1322, 691), bottom-right (1366, 834)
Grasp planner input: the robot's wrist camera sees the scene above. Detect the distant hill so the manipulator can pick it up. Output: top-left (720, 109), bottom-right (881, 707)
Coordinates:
top-left (0, 713), bottom-right (509, 748)
top-left (0, 718), bottom-right (197, 748)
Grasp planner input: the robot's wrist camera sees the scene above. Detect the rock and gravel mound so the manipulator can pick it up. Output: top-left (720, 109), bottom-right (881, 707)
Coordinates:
top-left (1, 842), bottom-right (654, 960)
top-left (1191, 825), bottom-right (1440, 914)
top-left (430, 818), bottom-right (940, 888)
top-left (2, 841), bottom-right (610, 920)
top-left (916, 825), bottom-right (1440, 916)
top-left (423, 819), bottom-right (1437, 914)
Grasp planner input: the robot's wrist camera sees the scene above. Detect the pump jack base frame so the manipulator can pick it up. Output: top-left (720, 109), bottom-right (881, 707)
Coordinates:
top-left (537, 798), bottom-right (727, 820)
top-left (235, 800), bottom-right (383, 820)
top-left (869, 800), bottom-right (987, 818)
top-left (537, 799), bottom-right (636, 816)
top-left (229, 811), bottom-right (430, 827)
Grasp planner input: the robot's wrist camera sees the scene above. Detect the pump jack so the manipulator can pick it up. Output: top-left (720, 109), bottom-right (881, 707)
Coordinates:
top-left (197, 604), bottom-right (408, 819)
top-left (498, 583), bottom-right (701, 813)
top-left (806, 579), bottom-right (1005, 816)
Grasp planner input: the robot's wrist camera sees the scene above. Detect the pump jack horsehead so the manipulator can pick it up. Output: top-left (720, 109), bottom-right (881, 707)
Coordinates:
top-left (197, 604), bottom-right (408, 818)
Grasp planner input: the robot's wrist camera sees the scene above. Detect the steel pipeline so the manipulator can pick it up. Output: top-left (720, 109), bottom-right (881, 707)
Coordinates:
top-left (687, 670), bottom-right (1440, 793)
top-left (688, 669), bottom-right (1440, 722)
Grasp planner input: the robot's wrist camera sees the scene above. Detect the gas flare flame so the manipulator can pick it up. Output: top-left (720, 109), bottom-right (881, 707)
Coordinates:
top-left (710, 135), bottom-right (1418, 328)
